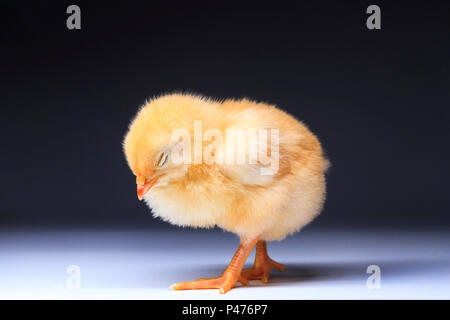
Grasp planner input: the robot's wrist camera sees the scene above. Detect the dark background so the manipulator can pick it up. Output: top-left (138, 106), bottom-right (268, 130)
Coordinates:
top-left (1, 1), bottom-right (449, 231)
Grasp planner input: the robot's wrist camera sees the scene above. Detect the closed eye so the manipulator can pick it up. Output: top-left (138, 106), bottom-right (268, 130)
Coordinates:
top-left (156, 151), bottom-right (169, 167)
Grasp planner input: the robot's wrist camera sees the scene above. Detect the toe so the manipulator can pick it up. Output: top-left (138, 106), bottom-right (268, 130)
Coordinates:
top-left (170, 276), bottom-right (237, 293)
top-left (170, 278), bottom-right (219, 290)
top-left (272, 261), bottom-right (286, 272)
top-left (238, 275), bottom-right (249, 286)
top-left (241, 267), bottom-right (264, 280)
top-left (261, 272), bottom-right (270, 284)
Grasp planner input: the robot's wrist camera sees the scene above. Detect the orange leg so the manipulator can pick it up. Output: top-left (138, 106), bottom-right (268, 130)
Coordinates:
top-left (240, 240), bottom-right (285, 284)
top-left (170, 236), bottom-right (259, 294)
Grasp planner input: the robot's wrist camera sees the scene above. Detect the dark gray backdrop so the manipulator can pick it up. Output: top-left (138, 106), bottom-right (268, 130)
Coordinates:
top-left (1, 1), bottom-right (449, 230)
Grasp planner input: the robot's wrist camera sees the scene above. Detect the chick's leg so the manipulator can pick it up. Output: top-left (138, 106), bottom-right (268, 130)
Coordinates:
top-left (240, 240), bottom-right (285, 284)
top-left (170, 236), bottom-right (259, 294)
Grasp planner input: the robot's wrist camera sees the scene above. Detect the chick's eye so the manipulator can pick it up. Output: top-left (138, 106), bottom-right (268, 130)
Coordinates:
top-left (156, 151), bottom-right (169, 167)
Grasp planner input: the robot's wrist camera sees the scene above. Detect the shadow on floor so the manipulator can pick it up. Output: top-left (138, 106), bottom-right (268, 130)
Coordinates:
top-left (109, 258), bottom-right (450, 289)
top-left (265, 259), bottom-right (450, 288)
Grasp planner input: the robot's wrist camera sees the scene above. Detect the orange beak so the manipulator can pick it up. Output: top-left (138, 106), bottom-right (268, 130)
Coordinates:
top-left (137, 175), bottom-right (163, 200)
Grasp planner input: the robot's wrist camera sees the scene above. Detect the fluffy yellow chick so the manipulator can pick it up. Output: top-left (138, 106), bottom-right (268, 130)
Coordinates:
top-left (123, 93), bottom-right (328, 293)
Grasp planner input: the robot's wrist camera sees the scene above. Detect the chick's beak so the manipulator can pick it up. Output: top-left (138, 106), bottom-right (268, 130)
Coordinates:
top-left (137, 175), bottom-right (163, 200)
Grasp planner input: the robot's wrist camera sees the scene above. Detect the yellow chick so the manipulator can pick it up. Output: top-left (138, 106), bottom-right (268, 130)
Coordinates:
top-left (123, 93), bottom-right (328, 293)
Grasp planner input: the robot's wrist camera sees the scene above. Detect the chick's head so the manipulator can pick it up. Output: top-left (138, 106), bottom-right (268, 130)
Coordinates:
top-left (123, 95), bottom-right (201, 200)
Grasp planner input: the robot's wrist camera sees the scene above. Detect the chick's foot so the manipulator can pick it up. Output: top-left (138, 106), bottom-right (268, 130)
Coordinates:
top-left (240, 240), bottom-right (285, 284)
top-left (170, 275), bottom-right (237, 294)
top-left (170, 236), bottom-right (259, 294)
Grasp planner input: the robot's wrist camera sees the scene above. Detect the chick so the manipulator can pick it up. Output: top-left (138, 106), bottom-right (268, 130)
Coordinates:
top-left (123, 93), bottom-right (328, 293)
